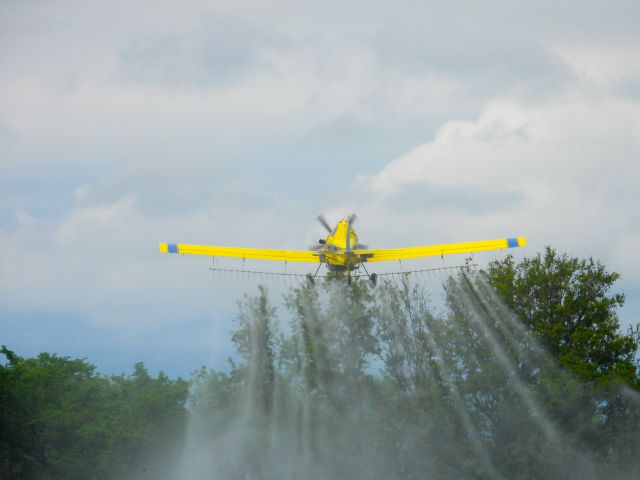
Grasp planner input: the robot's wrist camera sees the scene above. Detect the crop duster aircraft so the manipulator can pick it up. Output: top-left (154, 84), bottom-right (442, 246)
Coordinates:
top-left (160, 214), bottom-right (526, 287)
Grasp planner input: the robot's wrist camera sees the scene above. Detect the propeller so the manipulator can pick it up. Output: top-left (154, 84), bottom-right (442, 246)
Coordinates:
top-left (346, 214), bottom-right (357, 285)
top-left (317, 215), bottom-right (332, 233)
top-left (312, 215), bottom-right (331, 251)
top-left (346, 214), bottom-right (357, 253)
top-left (355, 243), bottom-right (368, 250)
top-left (308, 240), bottom-right (325, 251)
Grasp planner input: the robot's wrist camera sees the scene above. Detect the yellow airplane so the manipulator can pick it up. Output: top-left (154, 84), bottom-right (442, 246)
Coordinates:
top-left (160, 214), bottom-right (526, 287)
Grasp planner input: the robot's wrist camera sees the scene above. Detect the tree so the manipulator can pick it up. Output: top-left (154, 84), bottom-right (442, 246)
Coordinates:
top-left (232, 285), bottom-right (277, 416)
top-left (0, 347), bottom-right (188, 480)
top-left (0, 346), bottom-right (100, 479)
top-left (187, 254), bottom-right (640, 479)
top-left (484, 248), bottom-right (640, 472)
top-left (486, 247), bottom-right (639, 387)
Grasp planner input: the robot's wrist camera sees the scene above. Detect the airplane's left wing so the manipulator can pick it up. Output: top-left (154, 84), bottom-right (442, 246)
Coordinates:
top-left (354, 237), bottom-right (526, 263)
top-left (159, 243), bottom-right (321, 263)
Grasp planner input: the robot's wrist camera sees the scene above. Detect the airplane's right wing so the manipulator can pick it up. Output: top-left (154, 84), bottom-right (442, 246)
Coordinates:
top-left (354, 237), bottom-right (527, 263)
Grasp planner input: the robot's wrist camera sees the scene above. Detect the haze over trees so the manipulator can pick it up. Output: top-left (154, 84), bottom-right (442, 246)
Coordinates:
top-left (2, 248), bottom-right (639, 479)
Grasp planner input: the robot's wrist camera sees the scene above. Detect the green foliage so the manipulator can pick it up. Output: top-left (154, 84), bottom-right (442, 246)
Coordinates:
top-left (0, 347), bottom-right (188, 480)
top-left (484, 248), bottom-right (640, 474)
top-left (232, 285), bottom-right (277, 415)
top-left (187, 249), bottom-right (640, 479)
top-left (2, 247), bottom-right (639, 479)
top-left (486, 247), bottom-right (639, 386)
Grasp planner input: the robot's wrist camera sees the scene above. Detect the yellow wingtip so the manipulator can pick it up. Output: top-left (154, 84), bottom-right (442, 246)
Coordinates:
top-left (159, 242), bottom-right (169, 253)
top-left (517, 237), bottom-right (527, 247)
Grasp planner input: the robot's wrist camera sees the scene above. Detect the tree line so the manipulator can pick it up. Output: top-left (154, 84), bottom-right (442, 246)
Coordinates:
top-left (2, 247), bottom-right (639, 479)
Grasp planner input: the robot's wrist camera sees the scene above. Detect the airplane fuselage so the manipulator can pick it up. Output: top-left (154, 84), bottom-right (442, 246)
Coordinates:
top-left (320, 219), bottom-right (360, 271)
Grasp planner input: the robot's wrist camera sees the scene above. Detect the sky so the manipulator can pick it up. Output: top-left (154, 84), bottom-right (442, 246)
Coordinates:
top-left (1, 0), bottom-right (639, 377)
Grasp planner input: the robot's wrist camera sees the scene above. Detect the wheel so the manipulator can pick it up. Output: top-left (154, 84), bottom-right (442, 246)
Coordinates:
top-left (369, 273), bottom-right (378, 288)
top-left (306, 273), bottom-right (315, 289)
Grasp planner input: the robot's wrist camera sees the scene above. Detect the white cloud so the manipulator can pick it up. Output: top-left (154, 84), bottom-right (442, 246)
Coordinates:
top-left (0, 184), bottom-right (324, 334)
top-left (355, 54), bottom-right (640, 326)
top-left (551, 42), bottom-right (640, 91)
top-left (2, 0), bottom-right (640, 370)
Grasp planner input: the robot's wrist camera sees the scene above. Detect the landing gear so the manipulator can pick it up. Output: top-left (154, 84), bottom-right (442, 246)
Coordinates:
top-left (306, 263), bottom-right (323, 289)
top-left (306, 273), bottom-right (315, 289)
top-left (360, 263), bottom-right (378, 288)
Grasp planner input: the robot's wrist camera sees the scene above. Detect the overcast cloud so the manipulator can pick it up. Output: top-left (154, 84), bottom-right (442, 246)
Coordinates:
top-left (1, 0), bottom-right (638, 376)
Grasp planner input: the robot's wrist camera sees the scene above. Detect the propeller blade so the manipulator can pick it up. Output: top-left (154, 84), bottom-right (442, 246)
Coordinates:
top-left (317, 215), bottom-right (332, 233)
top-left (355, 243), bottom-right (368, 250)
top-left (346, 214), bottom-right (357, 253)
top-left (308, 244), bottom-right (323, 251)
